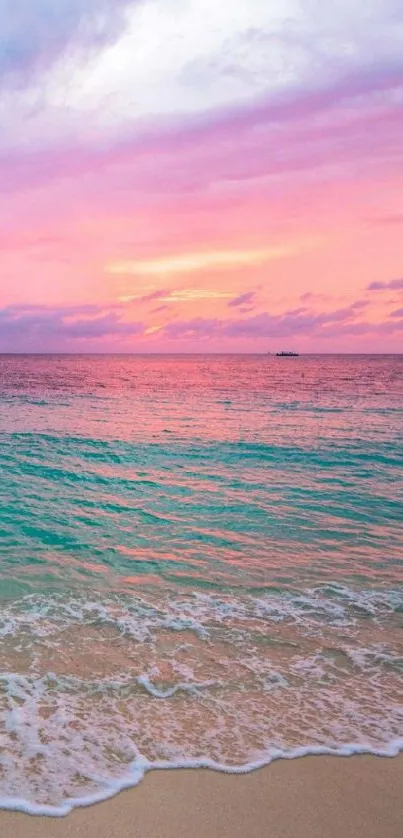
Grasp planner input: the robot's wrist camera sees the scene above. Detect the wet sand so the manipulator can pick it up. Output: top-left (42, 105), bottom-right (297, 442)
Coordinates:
top-left (1, 754), bottom-right (402, 838)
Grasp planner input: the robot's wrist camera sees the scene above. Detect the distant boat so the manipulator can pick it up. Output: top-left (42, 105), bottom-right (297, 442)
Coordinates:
top-left (275, 351), bottom-right (299, 357)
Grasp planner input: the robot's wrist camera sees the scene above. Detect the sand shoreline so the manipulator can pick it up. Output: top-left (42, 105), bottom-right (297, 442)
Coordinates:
top-left (1, 754), bottom-right (402, 838)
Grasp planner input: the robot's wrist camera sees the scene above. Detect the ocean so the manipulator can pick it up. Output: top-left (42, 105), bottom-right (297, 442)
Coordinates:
top-left (0, 354), bottom-right (402, 815)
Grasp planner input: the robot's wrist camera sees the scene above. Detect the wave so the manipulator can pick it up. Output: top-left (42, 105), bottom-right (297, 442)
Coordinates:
top-left (0, 585), bottom-right (402, 815)
top-left (1, 741), bottom-right (403, 818)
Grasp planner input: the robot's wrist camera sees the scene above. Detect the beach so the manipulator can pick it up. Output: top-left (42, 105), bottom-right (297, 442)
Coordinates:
top-left (1, 755), bottom-right (402, 838)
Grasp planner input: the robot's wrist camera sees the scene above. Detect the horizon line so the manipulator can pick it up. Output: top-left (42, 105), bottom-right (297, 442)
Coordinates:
top-left (0, 352), bottom-right (402, 357)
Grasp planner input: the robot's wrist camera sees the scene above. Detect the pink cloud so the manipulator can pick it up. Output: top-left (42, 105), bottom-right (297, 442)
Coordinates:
top-left (161, 301), bottom-right (390, 343)
top-left (0, 303), bottom-right (144, 351)
top-left (2, 62), bottom-right (403, 203)
top-left (1, 297), bottom-right (401, 353)
top-left (228, 291), bottom-right (256, 308)
top-left (368, 278), bottom-right (403, 291)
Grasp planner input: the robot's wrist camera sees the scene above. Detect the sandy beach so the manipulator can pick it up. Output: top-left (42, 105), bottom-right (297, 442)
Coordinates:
top-left (1, 754), bottom-right (402, 838)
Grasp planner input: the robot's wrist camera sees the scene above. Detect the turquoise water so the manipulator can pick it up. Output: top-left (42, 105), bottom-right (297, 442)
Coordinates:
top-left (0, 354), bottom-right (402, 814)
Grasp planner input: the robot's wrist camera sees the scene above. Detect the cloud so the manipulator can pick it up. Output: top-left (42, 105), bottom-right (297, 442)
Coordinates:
top-left (139, 288), bottom-right (171, 303)
top-left (61, 312), bottom-right (143, 338)
top-left (2, 48), bottom-right (403, 206)
top-left (122, 287), bottom-right (232, 304)
top-left (0, 303), bottom-right (143, 349)
top-left (163, 289), bottom-right (232, 302)
top-left (106, 246), bottom-right (300, 277)
top-left (162, 302), bottom-right (377, 341)
top-left (367, 278), bottom-right (403, 290)
top-left (3, 61), bottom-right (403, 196)
top-left (3, 0), bottom-right (403, 142)
top-left (0, 0), bottom-right (133, 80)
top-left (228, 291), bottom-right (256, 308)
top-left (0, 302), bottom-right (104, 315)
top-left (391, 307), bottom-right (403, 317)
top-left (151, 304), bottom-right (169, 313)
top-left (1, 298), bottom-right (401, 352)
top-left (299, 292), bottom-right (332, 304)
top-left (164, 317), bottom-right (219, 339)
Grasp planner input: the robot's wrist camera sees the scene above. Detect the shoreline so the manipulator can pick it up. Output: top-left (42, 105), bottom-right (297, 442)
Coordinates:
top-left (1, 754), bottom-right (402, 838)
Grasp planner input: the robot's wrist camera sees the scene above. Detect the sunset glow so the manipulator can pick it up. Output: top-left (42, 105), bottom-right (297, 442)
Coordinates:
top-left (1, 0), bottom-right (402, 352)
top-left (106, 246), bottom-right (298, 276)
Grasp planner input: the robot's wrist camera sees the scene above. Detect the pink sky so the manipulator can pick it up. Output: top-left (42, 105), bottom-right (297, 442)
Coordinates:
top-left (1, 0), bottom-right (402, 352)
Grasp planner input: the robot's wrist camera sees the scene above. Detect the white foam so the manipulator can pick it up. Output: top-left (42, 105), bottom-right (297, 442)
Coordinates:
top-left (136, 674), bottom-right (219, 698)
top-left (1, 741), bottom-right (403, 818)
top-left (1, 584), bottom-right (401, 643)
top-left (0, 584), bottom-right (402, 816)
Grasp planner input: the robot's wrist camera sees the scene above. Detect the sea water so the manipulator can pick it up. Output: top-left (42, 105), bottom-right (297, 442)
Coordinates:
top-left (0, 354), bottom-right (402, 815)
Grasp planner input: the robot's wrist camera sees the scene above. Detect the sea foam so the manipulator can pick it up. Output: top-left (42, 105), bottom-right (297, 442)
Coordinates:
top-left (0, 586), bottom-right (402, 815)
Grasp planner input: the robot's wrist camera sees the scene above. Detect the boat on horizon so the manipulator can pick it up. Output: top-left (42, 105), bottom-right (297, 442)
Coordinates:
top-left (275, 351), bottom-right (299, 357)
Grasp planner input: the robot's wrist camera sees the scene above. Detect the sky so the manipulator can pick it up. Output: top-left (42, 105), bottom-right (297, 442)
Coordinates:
top-left (1, 0), bottom-right (403, 352)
